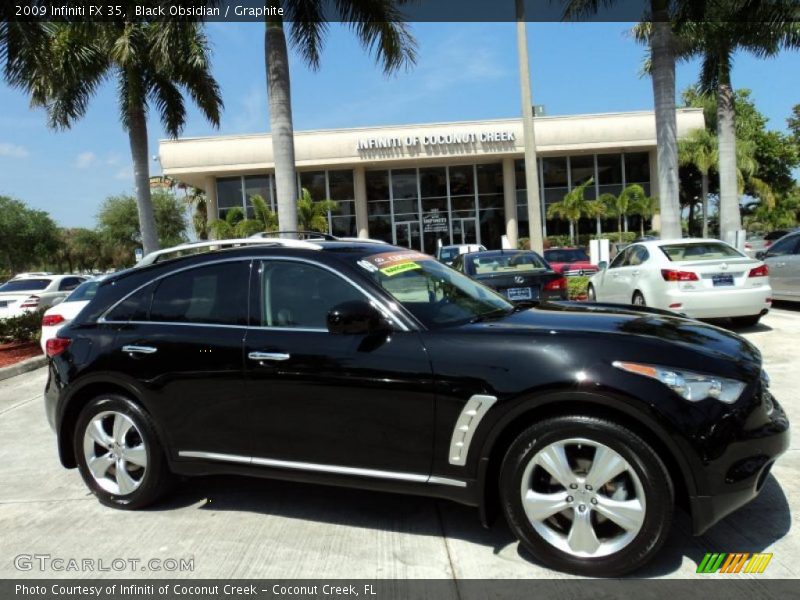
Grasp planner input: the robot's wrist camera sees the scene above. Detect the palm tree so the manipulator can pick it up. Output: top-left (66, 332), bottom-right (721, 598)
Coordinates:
top-left (584, 197), bottom-right (609, 237)
top-left (566, 0), bottom-right (683, 239)
top-left (631, 193), bottom-right (659, 237)
top-left (265, 6), bottom-right (416, 236)
top-left (296, 188), bottom-right (338, 233)
top-left (678, 129), bottom-right (717, 237)
top-left (607, 184), bottom-right (648, 241)
top-left (209, 195), bottom-right (278, 239)
top-left (547, 178), bottom-right (594, 244)
top-left (671, 2), bottom-right (800, 243)
top-left (6, 20), bottom-right (223, 255)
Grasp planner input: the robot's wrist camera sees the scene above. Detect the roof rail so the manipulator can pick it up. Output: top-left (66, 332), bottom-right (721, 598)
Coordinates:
top-left (249, 230), bottom-right (337, 241)
top-left (137, 237), bottom-right (321, 267)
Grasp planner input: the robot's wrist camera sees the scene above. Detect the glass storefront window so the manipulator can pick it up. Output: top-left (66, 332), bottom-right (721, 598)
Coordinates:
top-left (479, 209), bottom-right (505, 249)
top-left (366, 170), bottom-right (390, 200)
top-left (596, 154), bottom-right (622, 185)
top-left (449, 165), bottom-right (475, 196)
top-left (328, 170), bottom-right (354, 200)
top-left (299, 171), bottom-right (327, 202)
top-left (542, 157), bottom-right (568, 188)
top-left (244, 176), bottom-right (270, 218)
top-left (419, 167), bottom-right (447, 197)
top-left (624, 152), bottom-right (650, 184)
top-left (216, 177), bottom-right (243, 219)
top-left (392, 169), bottom-right (417, 200)
top-left (476, 163), bottom-right (503, 194)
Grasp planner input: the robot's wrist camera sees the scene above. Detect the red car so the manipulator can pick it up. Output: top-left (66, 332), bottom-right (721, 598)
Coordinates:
top-left (544, 247), bottom-right (599, 276)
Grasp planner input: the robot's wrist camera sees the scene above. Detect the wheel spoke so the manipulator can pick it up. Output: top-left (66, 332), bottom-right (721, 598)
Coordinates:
top-left (594, 496), bottom-right (645, 532)
top-left (123, 444), bottom-right (147, 468)
top-left (86, 420), bottom-right (112, 449)
top-left (115, 461), bottom-right (138, 495)
top-left (112, 414), bottom-right (133, 446)
top-left (87, 453), bottom-right (114, 480)
top-left (567, 509), bottom-right (601, 555)
top-left (585, 445), bottom-right (627, 490)
top-left (534, 443), bottom-right (578, 488)
top-left (522, 490), bottom-right (570, 521)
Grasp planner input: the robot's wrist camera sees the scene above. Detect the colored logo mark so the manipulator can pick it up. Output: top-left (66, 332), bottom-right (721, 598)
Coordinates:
top-left (697, 552), bottom-right (773, 574)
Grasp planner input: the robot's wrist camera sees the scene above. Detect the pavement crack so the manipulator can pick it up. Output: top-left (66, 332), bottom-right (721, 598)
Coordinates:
top-left (435, 500), bottom-right (463, 599)
top-left (0, 394), bottom-right (40, 416)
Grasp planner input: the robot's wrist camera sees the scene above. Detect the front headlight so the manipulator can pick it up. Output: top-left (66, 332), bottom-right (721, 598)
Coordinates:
top-left (613, 361), bottom-right (746, 404)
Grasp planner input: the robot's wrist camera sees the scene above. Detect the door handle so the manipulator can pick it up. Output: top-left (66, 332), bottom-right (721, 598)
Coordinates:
top-left (632, 270), bottom-right (639, 276)
top-left (774, 262), bottom-right (786, 268)
top-left (248, 351), bottom-right (290, 362)
top-left (122, 345), bottom-right (157, 355)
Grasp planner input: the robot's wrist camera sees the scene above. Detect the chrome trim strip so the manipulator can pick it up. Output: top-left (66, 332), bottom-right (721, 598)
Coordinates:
top-left (98, 255), bottom-right (411, 332)
top-left (248, 351), bottom-right (291, 362)
top-left (178, 451), bottom-right (466, 488)
top-left (121, 345), bottom-right (157, 355)
top-left (448, 394), bottom-right (498, 466)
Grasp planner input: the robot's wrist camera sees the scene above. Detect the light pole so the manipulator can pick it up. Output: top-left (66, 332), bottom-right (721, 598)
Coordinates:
top-left (516, 0), bottom-right (544, 254)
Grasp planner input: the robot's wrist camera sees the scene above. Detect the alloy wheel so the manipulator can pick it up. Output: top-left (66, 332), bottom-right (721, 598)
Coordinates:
top-left (82, 410), bottom-right (148, 495)
top-left (519, 437), bottom-right (646, 558)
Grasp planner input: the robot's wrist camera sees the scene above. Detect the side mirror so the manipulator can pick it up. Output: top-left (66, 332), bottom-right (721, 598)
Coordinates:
top-left (598, 261), bottom-right (608, 271)
top-left (755, 251), bottom-right (766, 260)
top-left (327, 300), bottom-right (389, 335)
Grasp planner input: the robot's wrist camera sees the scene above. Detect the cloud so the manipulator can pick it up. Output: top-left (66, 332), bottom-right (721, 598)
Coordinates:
top-left (74, 151), bottom-right (96, 169)
top-left (0, 142), bottom-right (29, 158)
top-left (114, 167), bottom-right (132, 181)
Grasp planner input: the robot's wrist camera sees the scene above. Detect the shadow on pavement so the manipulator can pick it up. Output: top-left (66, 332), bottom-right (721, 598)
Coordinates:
top-left (147, 469), bottom-right (790, 578)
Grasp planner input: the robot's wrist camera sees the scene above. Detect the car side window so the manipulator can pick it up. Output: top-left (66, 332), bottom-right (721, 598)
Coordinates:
top-left (149, 262), bottom-right (250, 326)
top-left (628, 246), bottom-right (649, 266)
top-left (261, 261), bottom-right (365, 329)
top-left (105, 282), bottom-right (156, 322)
top-left (768, 235), bottom-right (799, 257)
top-left (59, 277), bottom-right (83, 291)
top-left (609, 248), bottom-right (630, 269)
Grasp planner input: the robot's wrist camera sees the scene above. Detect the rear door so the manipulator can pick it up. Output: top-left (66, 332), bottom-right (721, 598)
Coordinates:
top-left (105, 260), bottom-right (251, 457)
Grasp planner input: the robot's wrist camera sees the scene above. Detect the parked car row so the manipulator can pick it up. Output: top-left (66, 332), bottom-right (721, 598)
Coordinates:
top-left (0, 274), bottom-right (87, 320)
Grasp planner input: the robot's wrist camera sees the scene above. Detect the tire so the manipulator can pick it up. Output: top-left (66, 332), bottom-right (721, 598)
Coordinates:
top-left (632, 291), bottom-right (646, 307)
top-left (499, 415), bottom-right (674, 577)
top-left (730, 315), bottom-right (761, 328)
top-left (74, 394), bottom-right (170, 509)
top-left (587, 285), bottom-right (596, 302)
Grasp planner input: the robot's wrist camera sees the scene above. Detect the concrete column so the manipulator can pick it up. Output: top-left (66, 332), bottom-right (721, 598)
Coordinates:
top-left (204, 175), bottom-right (218, 239)
top-left (502, 157), bottom-right (518, 248)
top-left (354, 166), bottom-right (369, 238)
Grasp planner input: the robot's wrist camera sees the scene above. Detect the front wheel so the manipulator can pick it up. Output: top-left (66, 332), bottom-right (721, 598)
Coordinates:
top-left (587, 285), bottom-right (596, 302)
top-left (499, 415), bottom-right (674, 577)
top-left (632, 291), bottom-right (646, 307)
top-left (74, 394), bottom-right (170, 509)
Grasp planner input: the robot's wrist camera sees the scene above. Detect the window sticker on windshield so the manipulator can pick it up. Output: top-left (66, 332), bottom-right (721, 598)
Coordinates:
top-left (360, 251), bottom-right (430, 276)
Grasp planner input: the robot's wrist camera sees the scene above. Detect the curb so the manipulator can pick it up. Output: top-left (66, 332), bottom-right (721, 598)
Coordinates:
top-left (0, 355), bottom-right (47, 382)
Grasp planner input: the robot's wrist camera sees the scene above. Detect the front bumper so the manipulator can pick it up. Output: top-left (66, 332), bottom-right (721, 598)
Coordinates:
top-left (688, 390), bottom-right (790, 535)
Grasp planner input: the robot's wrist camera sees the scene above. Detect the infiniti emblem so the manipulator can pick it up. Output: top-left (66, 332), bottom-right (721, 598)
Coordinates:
top-left (514, 276), bottom-right (525, 284)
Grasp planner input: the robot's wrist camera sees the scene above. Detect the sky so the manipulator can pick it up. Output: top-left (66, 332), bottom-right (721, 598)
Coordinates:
top-left (1, 21), bottom-right (799, 228)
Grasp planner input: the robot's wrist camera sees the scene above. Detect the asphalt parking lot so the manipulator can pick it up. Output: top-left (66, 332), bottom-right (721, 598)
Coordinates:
top-left (1, 304), bottom-right (798, 580)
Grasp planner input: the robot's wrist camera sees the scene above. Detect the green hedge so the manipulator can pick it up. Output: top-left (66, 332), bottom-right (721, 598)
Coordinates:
top-left (567, 276), bottom-right (590, 300)
top-left (0, 309), bottom-right (45, 343)
top-left (520, 232), bottom-right (652, 250)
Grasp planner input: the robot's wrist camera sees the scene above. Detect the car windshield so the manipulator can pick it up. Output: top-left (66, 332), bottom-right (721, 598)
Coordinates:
top-left (467, 252), bottom-right (549, 275)
top-left (439, 247), bottom-right (458, 261)
top-left (659, 242), bottom-right (744, 262)
top-left (65, 279), bottom-right (101, 302)
top-left (0, 278), bottom-right (51, 292)
top-left (355, 250), bottom-right (512, 328)
top-left (544, 249), bottom-right (589, 263)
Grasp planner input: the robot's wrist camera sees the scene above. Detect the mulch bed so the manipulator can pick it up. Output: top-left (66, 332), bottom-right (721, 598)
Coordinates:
top-left (0, 341), bottom-right (42, 368)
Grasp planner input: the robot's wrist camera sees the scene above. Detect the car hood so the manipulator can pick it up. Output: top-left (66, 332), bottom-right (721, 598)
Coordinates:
top-left (462, 301), bottom-right (761, 373)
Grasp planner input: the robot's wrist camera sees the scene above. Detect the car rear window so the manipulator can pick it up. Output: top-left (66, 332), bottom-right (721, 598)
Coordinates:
top-left (544, 249), bottom-right (589, 263)
top-left (65, 279), bottom-right (101, 302)
top-left (467, 252), bottom-right (548, 275)
top-left (659, 243), bottom-right (744, 262)
top-left (0, 278), bottom-right (51, 292)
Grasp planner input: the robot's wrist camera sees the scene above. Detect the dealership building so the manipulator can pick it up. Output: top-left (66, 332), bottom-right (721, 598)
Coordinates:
top-left (158, 108), bottom-right (704, 252)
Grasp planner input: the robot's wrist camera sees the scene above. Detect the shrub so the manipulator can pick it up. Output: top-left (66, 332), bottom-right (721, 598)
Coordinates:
top-left (0, 309), bottom-right (45, 344)
top-left (567, 276), bottom-right (590, 300)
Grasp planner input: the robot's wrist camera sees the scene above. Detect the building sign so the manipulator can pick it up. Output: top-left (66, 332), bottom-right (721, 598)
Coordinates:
top-left (356, 130), bottom-right (516, 151)
top-left (149, 175), bottom-right (175, 189)
top-left (423, 211), bottom-right (449, 234)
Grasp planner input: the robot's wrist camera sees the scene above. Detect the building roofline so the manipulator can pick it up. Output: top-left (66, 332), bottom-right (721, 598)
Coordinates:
top-left (160, 108), bottom-right (704, 145)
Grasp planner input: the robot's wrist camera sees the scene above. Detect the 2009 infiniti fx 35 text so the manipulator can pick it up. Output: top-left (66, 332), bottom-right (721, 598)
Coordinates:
top-left (44, 239), bottom-right (789, 576)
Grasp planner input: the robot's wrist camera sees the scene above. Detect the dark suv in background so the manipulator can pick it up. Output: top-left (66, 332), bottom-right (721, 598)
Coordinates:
top-left (44, 239), bottom-right (788, 577)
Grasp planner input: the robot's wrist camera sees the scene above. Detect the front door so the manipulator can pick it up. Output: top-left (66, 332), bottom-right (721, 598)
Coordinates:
top-left (395, 220), bottom-right (421, 250)
top-left (244, 259), bottom-right (435, 475)
top-left (765, 234), bottom-right (800, 297)
top-left (452, 218), bottom-right (478, 245)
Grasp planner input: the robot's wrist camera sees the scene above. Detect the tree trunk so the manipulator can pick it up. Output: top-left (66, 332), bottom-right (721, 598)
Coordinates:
top-left (688, 199), bottom-right (695, 235)
top-left (569, 220), bottom-right (575, 245)
top-left (649, 5), bottom-right (681, 239)
top-left (266, 18), bottom-right (298, 236)
top-left (717, 66), bottom-right (740, 244)
top-left (618, 216), bottom-right (623, 242)
top-left (640, 216), bottom-right (645, 238)
top-left (701, 171), bottom-right (709, 238)
top-left (596, 216), bottom-right (601, 237)
top-left (127, 102), bottom-right (159, 256)
top-left (624, 215), bottom-right (628, 232)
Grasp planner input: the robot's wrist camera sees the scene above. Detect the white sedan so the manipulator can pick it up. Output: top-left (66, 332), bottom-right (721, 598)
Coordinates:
top-left (40, 277), bottom-right (105, 352)
top-left (587, 238), bottom-right (772, 326)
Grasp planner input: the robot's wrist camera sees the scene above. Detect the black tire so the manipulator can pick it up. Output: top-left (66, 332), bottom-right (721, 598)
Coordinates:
top-left (730, 315), bottom-right (761, 328)
top-left (499, 415), bottom-right (674, 577)
top-left (587, 284), bottom-right (596, 302)
top-left (74, 394), bottom-right (170, 509)
top-left (632, 291), bottom-right (646, 307)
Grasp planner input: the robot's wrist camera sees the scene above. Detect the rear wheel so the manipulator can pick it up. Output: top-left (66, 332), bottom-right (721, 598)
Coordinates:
top-left (587, 285), bottom-right (596, 302)
top-left (74, 394), bottom-right (170, 509)
top-left (499, 415), bottom-right (673, 577)
top-left (632, 291), bottom-right (646, 307)
top-left (730, 315), bottom-right (761, 328)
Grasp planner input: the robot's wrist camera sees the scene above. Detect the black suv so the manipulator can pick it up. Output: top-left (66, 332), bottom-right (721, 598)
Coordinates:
top-left (45, 240), bottom-right (789, 576)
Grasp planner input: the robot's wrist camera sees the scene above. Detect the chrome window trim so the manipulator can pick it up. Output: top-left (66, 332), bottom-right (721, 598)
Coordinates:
top-left (97, 255), bottom-right (412, 332)
top-left (178, 451), bottom-right (466, 488)
top-left (448, 394), bottom-right (498, 466)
